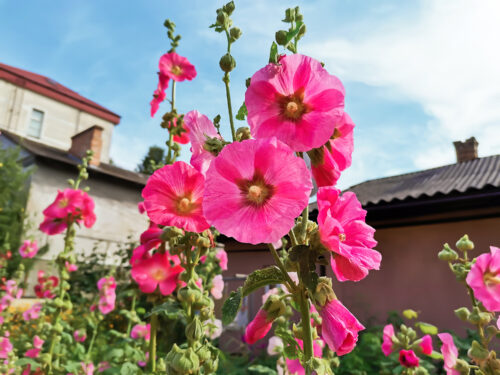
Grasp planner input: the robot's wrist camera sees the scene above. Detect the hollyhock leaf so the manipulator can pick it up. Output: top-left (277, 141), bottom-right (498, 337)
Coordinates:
top-left (248, 364), bottom-right (278, 375)
top-left (222, 288), bottom-right (242, 325)
top-left (15, 358), bottom-right (40, 368)
top-left (284, 344), bottom-right (299, 360)
top-left (242, 266), bottom-right (285, 297)
top-left (416, 322), bottom-right (438, 335)
top-left (145, 300), bottom-right (183, 319)
top-left (403, 309), bottom-right (419, 320)
top-left (120, 362), bottom-right (139, 375)
top-left (236, 102), bottom-right (248, 121)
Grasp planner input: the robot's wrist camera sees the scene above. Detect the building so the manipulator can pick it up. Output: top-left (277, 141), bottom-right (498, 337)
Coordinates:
top-left (0, 62), bottom-right (148, 280)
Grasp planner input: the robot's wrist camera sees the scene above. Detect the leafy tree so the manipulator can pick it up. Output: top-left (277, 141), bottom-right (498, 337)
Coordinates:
top-left (137, 146), bottom-right (165, 175)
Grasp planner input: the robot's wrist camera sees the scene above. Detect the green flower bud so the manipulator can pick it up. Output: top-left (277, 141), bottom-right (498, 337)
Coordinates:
top-left (219, 53), bottom-right (236, 73)
top-left (203, 352), bottom-right (219, 373)
top-left (196, 236), bottom-right (211, 248)
top-left (203, 136), bottom-right (225, 155)
top-left (236, 127), bottom-right (251, 141)
top-left (284, 8), bottom-right (295, 22)
top-left (415, 367), bottom-right (430, 375)
top-left (157, 358), bottom-right (167, 371)
top-left (197, 346), bottom-right (211, 363)
top-left (275, 30), bottom-right (288, 46)
top-left (54, 323), bottom-right (63, 333)
top-left (455, 359), bottom-right (471, 374)
top-left (229, 27), bottom-right (242, 41)
top-left (186, 317), bottom-right (204, 342)
top-left (454, 307), bottom-right (471, 321)
top-left (452, 263), bottom-right (468, 281)
top-left (297, 24), bottom-right (306, 39)
top-left (263, 295), bottom-right (286, 320)
top-left (438, 243), bottom-right (459, 261)
top-left (199, 306), bottom-right (213, 321)
top-left (162, 226), bottom-right (184, 240)
top-left (314, 277), bottom-right (336, 307)
top-left (468, 340), bottom-right (489, 363)
top-left (486, 325), bottom-right (499, 336)
top-left (456, 235), bottom-right (474, 252)
top-left (222, 1), bottom-right (235, 15)
top-left (166, 345), bottom-right (200, 374)
top-left (54, 298), bottom-right (64, 308)
top-left (193, 295), bottom-right (214, 310)
top-left (216, 10), bottom-right (229, 27)
top-left (178, 287), bottom-right (203, 305)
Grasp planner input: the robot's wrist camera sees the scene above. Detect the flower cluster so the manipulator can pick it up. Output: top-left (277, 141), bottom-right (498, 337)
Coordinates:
top-left (34, 270), bottom-right (58, 299)
top-left (96, 276), bottom-right (116, 315)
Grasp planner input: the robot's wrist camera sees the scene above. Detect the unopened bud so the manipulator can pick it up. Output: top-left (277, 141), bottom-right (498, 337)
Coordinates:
top-left (197, 346), bottom-right (211, 363)
top-left (222, 1), bottom-right (235, 16)
top-left (166, 345), bottom-right (200, 375)
top-left (454, 307), bottom-right (471, 321)
top-left (275, 30), bottom-right (288, 46)
top-left (467, 340), bottom-right (489, 363)
top-left (263, 295), bottom-right (286, 320)
top-left (196, 236), bottom-right (211, 248)
top-left (236, 127), bottom-right (251, 141)
top-left (203, 352), bottom-right (218, 373)
top-left (415, 367), bottom-right (430, 375)
top-left (186, 317), bottom-right (204, 342)
top-left (219, 53), bottom-right (236, 73)
top-left (162, 226), bottom-right (184, 240)
top-left (229, 27), bottom-right (242, 41)
top-left (178, 287), bottom-right (202, 305)
top-left (452, 263), bottom-right (468, 281)
top-left (297, 24), bottom-right (306, 39)
top-left (438, 243), bottom-right (459, 261)
top-left (203, 137), bottom-right (225, 155)
top-left (216, 11), bottom-right (229, 27)
top-left (314, 277), bottom-right (335, 307)
top-left (456, 235), bottom-right (474, 252)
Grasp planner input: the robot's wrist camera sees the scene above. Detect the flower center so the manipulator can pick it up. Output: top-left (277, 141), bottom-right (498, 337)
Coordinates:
top-left (278, 88), bottom-right (308, 121)
top-left (338, 233), bottom-right (346, 242)
top-left (151, 268), bottom-right (166, 281)
top-left (332, 128), bottom-right (342, 139)
top-left (176, 196), bottom-right (195, 215)
top-left (483, 272), bottom-right (500, 287)
top-left (238, 172), bottom-right (275, 207)
top-left (171, 65), bottom-right (183, 76)
top-left (58, 198), bottom-right (69, 208)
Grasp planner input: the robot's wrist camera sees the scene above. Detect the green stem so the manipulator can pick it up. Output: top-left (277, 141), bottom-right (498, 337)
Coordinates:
top-left (171, 80), bottom-right (176, 111)
top-left (268, 244), bottom-right (296, 292)
top-left (288, 230), bottom-right (298, 247)
top-left (223, 74), bottom-right (236, 141)
top-left (298, 288), bottom-right (313, 375)
top-left (86, 319), bottom-right (99, 359)
top-left (149, 313), bottom-right (158, 372)
top-left (126, 294), bottom-right (137, 337)
top-left (300, 206), bottom-right (309, 244)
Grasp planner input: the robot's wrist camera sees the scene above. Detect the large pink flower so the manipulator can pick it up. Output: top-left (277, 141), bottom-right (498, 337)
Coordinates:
top-left (381, 324), bottom-right (395, 356)
top-left (318, 298), bottom-right (364, 356)
top-left (19, 240), bottom-right (38, 259)
top-left (131, 252), bottom-right (183, 295)
top-left (142, 161), bottom-right (210, 233)
top-left (39, 189), bottom-right (96, 235)
top-left (159, 52), bottom-right (197, 83)
top-left (466, 246), bottom-right (500, 311)
top-left (309, 112), bottom-right (355, 187)
top-left (245, 54), bottom-right (345, 152)
top-left (285, 339), bottom-right (323, 375)
top-left (244, 308), bottom-right (273, 345)
top-left (203, 138), bottom-right (312, 245)
top-left (318, 187), bottom-right (381, 282)
top-left (438, 333), bottom-right (460, 375)
top-left (399, 349), bottom-right (419, 368)
top-left (183, 110), bottom-right (221, 176)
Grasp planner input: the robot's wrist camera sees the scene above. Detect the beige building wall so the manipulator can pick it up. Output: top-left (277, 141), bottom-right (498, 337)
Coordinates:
top-left (0, 79), bottom-right (114, 162)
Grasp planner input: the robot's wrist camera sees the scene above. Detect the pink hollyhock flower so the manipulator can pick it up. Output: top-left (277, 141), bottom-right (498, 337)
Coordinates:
top-left (65, 261), bottom-right (78, 272)
top-left (285, 339), bottom-right (323, 375)
top-left (131, 252), bottom-right (183, 295)
top-left (138, 353), bottom-right (149, 368)
top-left (98, 362), bottom-right (111, 372)
top-left (215, 248), bottom-right (228, 271)
top-left (131, 223), bottom-right (163, 265)
top-left (420, 334), bottom-right (433, 355)
top-left (205, 318), bottom-right (223, 340)
top-left (19, 240), bottom-right (38, 258)
top-left (466, 246), bottom-right (500, 311)
top-left (438, 333), bottom-right (460, 375)
top-left (150, 83), bottom-right (167, 117)
top-left (309, 112), bottom-right (355, 187)
top-left (81, 362), bottom-right (94, 375)
top-left (0, 337), bottom-right (12, 359)
top-left (74, 329), bottom-right (87, 343)
top-left (97, 276), bottom-right (116, 315)
top-left (319, 298), bottom-right (364, 356)
top-left (245, 54), bottom-right (345, 152)
top-left (142, 161), bottom-right (210, 233)
top-left (203, 137), bottom-right (312, 245)
top-left (131, 324), bottom-right (151, 341)
top-left (267, 336), bottom-right (283, 355)
top-left (39, 189), bottom-right (96, 235)
top-left (34, 271), bottom-right (59, 299)
top-left (159, 52), bottom-right (197, 83)
top-left (244, 309), bottom-right (273, 345)
top-left (25, 336), bottom-right (44, 358)
top-left (23, 302), bottom-right (42, 321)
top-left (167, 117), bottom-right (190, 144)
top-left (317, 187), bottom-right (381, 282)
top-left (381, 324), bottom-right (395, 356)
top-left (211, 274), bottom-right (224, 300)
top-left (138, 201), bottom-right (146, 214)
top-left (183, 110), bottom-right (221, 176)
top-left (399, 349), bottom-right (419, 368)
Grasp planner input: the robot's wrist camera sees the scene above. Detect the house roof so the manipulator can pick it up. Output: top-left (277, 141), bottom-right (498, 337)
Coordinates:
top-left (348, 154), bottom-right (500, 206)
top-left (1, 130), bottom-right (148, 186)
top-left (0, 62), bottom-right (120, 125)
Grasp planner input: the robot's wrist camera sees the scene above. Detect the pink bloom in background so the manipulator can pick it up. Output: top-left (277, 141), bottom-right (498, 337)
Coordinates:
top-left (420, 334), bottom-right (433, 355)
top-left (19, 240), bottom-right (38, 258)
top-left (0, 336), bottom-right (12, 359)
top-left (381, 324), bottom-right (395, 356)
top-left (267, 336), bottom-right (283, 355)
top-left (159, 52), bottom-right (197, 83)
top-left (97, 276), bottom-right (116, 315)
top-left (285, 339), bottom-right (323, 375)
top-left (210, 274), bottom-right (224, 300)
top-left (131, 324), bottom-right (151, 341)
top-left (399, 349), bottom-right (420, 368)
top-left (215, 248), bottom-right (228, 271)
top-left (81, 362), bottom-right (95, 375)
top-left (138, 353), bottom-right (149, 368)
top-left (39, 189), bottom-right (96, 235)
top-left (150, 83), bottom-right (167, 117)
top-left (65, 261), bottom-right (78, 272)
top-left (142, 161), bottom-right (210, 233)
top-left (203, 138), bottom-right (312, 245)
top-left (183, 110), bottom-right (221, 176)
top-left (245, 53), bottom-right (345, 152)
top-left (466, 246), bottom-right (500, 311)
top-left (34, 271), bottom-right (58, 299)
top-left (74, 330), bottom-right (87, 343)
top-left (23, 302), bottom-right (42, 321)
top-left (131, 252), bottom-right (183, 295)
top-left (167, 117), bottom-right (190, 144)
top-left (25, 336), bottom-right (44, 358)
top-left (244, 308), bottom-right (273, 345)
top-left (138, 201), bottom-right (146, 214)
top-left (205, 318), bottom-right (223, 340)
top-left (438, 333), bottom-right (460, 375)
top-left (98, 362), bottom-right (111, 372)
top-left (318, 187), bottom-right (381, 282)
top-left (140, 223), bottom-right (163, 246)
top-left (309, 112), bottom-right (355, 187)
top-left (319, 298), bottom-right (364, 356)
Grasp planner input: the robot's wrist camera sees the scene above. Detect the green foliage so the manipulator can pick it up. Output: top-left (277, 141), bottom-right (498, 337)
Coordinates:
top-left (242, 266), bottom-right (285, 297)
top-left (136, 145), bottom-right (165, 175)
top-left (222, 288), bottom-right (242, 325)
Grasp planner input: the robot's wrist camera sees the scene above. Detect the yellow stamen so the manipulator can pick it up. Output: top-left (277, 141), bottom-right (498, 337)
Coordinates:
top-left (339, 233), bottom-right (346, 242)
top-left (178, 197), bottom-right (191, 213)
top-left (171, 65), bottom-right (182, 75)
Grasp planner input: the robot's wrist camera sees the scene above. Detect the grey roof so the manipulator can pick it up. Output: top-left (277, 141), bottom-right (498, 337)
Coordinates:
top-left (347, 155), bottom-right (500, 206)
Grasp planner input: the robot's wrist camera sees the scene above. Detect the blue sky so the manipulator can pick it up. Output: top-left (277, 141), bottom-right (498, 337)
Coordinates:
top-left (1, 0), bottom-right (499, 189)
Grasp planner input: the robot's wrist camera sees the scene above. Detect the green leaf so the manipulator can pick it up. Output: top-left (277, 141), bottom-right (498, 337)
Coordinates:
top-left (248, 364), bottom-right (278, 375)
top-left (15, 358), bottom-right (40, 368)
top-left (241, 266), bottom-right (285, 297)
top-left (429, 350), bottom-right (443, 360)
top-left (120, 362), bottom-right (139, 375)
top-left (105, 348), bottom-right (125, 361)
top-left (222, 287), bottom-right (242, 325)
top-left (145, 300), bottom-right (182, 319)
top-left (284, 344), bottom-right (299, 360)
top-left (269, 41), bottom-right (278, 63)
top-left (235, 102), bottom-right (248, 121)
top-left (415, 322), bottom-right (438, 335)
top-left (403, 309), bottom-right (419, 320)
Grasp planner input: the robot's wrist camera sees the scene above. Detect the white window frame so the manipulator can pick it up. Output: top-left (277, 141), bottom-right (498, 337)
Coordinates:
top-left (26, 108), bottom-right (45, 139)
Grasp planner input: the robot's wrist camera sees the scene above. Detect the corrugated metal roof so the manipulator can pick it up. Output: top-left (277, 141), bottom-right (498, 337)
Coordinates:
top-left (348, 155), bottom-right (500, 205)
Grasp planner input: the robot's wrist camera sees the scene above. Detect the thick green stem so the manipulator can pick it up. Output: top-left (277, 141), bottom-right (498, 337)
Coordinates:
top-left (149, 313), bottom-right (158, 372)
top-left (298, 289), bottom-right (314, 375)
top-left (86, 320), bottom-right (99, 359)
top-left (171, 80), bottom-right (176, 110)
top-left (223, 74), bottom-right (236, 141)
top-left (268, 244), bottom-right (296, 292)
top-left (300, 206), bottom-right (309, 244)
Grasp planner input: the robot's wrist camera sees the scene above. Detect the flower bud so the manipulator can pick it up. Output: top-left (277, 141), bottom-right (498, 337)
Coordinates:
top-left (166, 345), bottom-right (200, 375)
top-left (162, 226), bottom-right (184, 240)
top-left (186, 317), bottom-right (204, 342)
top-left (455, 359), bottom-right (471, 375)
top-left (216, 10), bottom-right (229, 27)
top-left (178, 287), bottom-right (203, 305)
top-left (314, 277), bottom-right (336, 307)
top-left (203, 353), bottom-right (218, 374)
top-left (452, 263), bottom-right (468, 281)
top-left (456, 235), bottom-right (474, 252)
top-left (236, 127), bottom-right (251, 141)
top-left (219, 53), bottom-right (236, 73)
top-left (196, 236), bottom-right (211, 249)
top-left (454, 307), bottom-right (471, 321)
top-left (297, 23), bottom-right (306, 39)
top-left (415, 367), bottom-right (430, 375)
top-left (197, 346), bottom-right (211, 363)
top-left (203, 137), bottom-right (225, 155)
top-left (467, 340), bottom-right (489, 363)
top-left (199, 306), bottom-right (213, 321)
top-left (263, 295), bottom-right (286, 320)
top-left (438, 243), bottom-right (459, 261)
top-left (222, 1), bottom-right (235, 15)
top-left (229, 27), bottom-right (242, 41)
top-left (193, 295), bottom-right (214, 310)
top-left (275, 30), bottom-right (288, 46)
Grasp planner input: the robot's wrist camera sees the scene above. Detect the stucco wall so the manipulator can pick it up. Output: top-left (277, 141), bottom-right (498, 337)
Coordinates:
top-left (0, 79), bottom-right (114, 162)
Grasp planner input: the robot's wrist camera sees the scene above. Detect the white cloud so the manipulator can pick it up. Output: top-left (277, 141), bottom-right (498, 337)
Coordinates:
top-left (304, 0), bottom-right (500, 166)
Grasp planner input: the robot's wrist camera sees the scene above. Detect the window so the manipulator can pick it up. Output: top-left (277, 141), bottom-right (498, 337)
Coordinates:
top-left (27, 109), bottom-right (44, 138)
